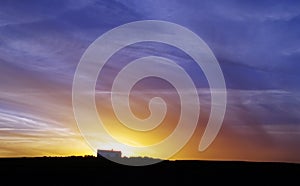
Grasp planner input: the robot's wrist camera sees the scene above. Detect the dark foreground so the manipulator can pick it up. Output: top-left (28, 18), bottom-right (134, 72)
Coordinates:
top-left (0, 157), bottom-right (299, 185)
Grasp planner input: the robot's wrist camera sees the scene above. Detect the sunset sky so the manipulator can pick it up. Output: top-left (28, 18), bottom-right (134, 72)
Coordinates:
top-left (0, 0), bottom-right (300, 163)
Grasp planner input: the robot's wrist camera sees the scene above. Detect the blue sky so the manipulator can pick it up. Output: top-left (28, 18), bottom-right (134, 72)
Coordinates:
top-left (1, 0), bottom-right (300, 89)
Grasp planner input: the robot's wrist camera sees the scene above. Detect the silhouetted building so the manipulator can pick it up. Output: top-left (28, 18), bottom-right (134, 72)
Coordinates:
top-left (97, 149), bottom-right (122, 158)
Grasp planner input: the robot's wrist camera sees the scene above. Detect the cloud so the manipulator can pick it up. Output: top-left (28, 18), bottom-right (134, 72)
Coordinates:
top-left (0, 0), bottom-right (94, 27)
top-left (282, 48), bottom-right (300, 56)
top-left (96, 87), bottom-right (300, 126)
top-left (0, 110), bottom-right (75, 138)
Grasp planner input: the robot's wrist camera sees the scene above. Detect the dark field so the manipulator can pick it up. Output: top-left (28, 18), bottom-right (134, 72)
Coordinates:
top-left (0, 157), bottom-right (298, 185)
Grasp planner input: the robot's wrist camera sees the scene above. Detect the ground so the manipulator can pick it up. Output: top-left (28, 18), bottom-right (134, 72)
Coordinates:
top-left (0, 157), bottom-right (298, 185)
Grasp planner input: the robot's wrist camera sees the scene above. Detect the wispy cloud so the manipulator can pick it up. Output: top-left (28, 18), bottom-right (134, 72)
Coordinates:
top-left (0, 110), bottom-right (76, 138)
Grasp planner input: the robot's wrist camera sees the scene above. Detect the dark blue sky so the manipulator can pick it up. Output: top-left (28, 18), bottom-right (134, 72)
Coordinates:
top-left (1, 0), bottom-right (300, 89)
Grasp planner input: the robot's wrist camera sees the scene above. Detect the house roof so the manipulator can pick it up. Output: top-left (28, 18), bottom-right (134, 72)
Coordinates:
top-left (97, 149), bottom-right (121, 153)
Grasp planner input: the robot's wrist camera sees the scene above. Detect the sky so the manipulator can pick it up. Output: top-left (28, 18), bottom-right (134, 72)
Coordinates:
top-left (0, 0), bottom-right (300, 163)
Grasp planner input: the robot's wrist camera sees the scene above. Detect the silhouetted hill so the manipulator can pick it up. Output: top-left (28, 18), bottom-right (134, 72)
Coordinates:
top-left (0, 157), bottom-right (298, 185)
